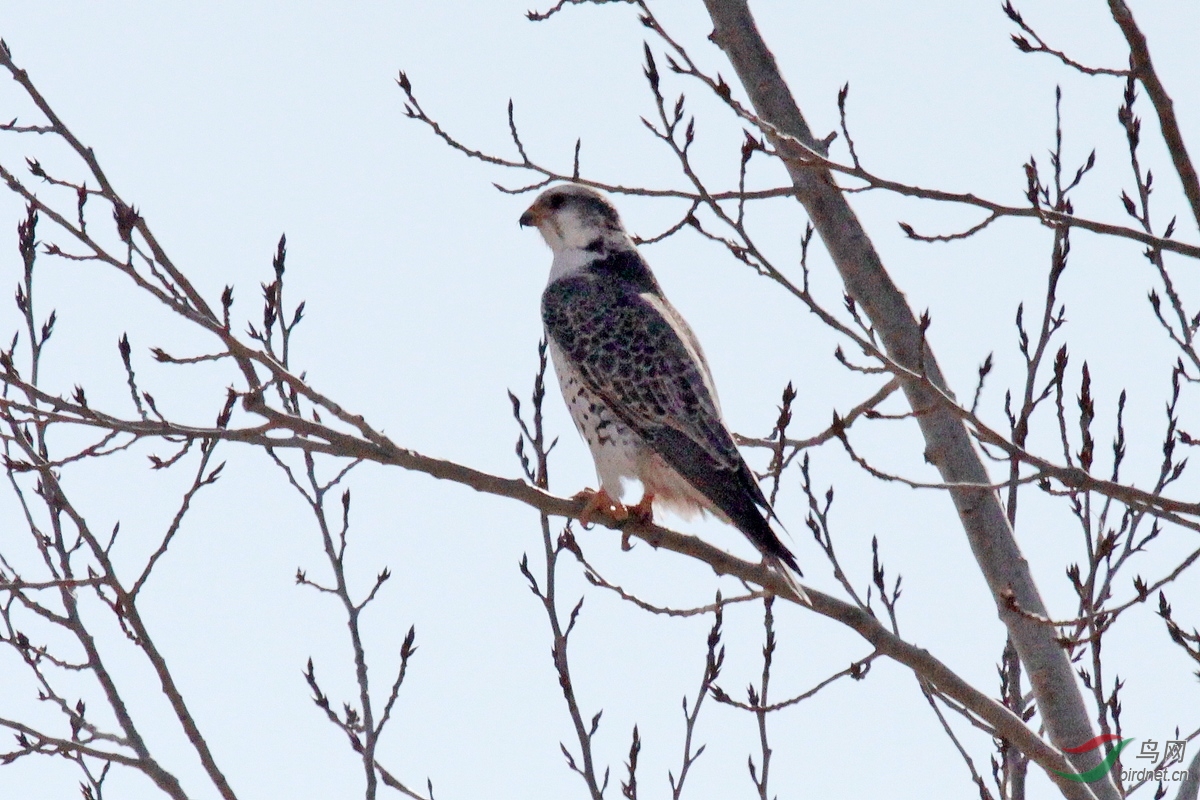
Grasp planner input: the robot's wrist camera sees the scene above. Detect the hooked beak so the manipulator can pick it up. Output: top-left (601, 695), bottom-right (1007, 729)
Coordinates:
top-left (519, 202), bottom-right (542, 228)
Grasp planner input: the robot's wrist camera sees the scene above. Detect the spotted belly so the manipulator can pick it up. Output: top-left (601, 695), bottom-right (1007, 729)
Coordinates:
top-left (548, 341), bottom-right (641, 499)
top-left (547, 341), bottom-right (716, 522)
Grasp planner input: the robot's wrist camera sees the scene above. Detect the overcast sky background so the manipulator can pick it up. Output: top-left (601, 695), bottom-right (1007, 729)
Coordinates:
top-left (0, 2), bottom-right (1198, 798)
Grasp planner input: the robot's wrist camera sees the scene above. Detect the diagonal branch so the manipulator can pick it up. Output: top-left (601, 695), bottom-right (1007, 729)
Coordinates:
top-left (1107, 0), bottom-right (1200, 234)
top-left (612, 513), bottom-right (1084, 793)
top-left (699, 2), bottom-right (1116, 797)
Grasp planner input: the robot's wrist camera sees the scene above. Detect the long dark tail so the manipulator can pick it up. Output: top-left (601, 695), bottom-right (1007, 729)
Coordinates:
top-left (641, 427), bottom-right (807, 602)
top-left (732, 504), bottom-right (800, 571)
top-left (769, 556), bottom-right (811, 606)
top-left (717, 466), bottom-right (800, 570)
top-left (717, 473), bottom-right (809, 605)
top-left (732, 504), bottom-right (810, 606)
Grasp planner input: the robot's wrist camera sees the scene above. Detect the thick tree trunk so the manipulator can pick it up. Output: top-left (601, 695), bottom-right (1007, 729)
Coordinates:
top-left (701, 2), bottom-right (1117, 797)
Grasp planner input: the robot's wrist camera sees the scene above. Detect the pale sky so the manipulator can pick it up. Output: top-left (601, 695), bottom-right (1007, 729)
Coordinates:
top-left (1, 2), bottom-right (1198, 798)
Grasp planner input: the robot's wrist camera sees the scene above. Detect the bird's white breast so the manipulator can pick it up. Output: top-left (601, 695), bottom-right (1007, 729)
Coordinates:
top-left (546, 337), bottom-right (642, 500)
top-left (546, 247), bottom-right (596, 284)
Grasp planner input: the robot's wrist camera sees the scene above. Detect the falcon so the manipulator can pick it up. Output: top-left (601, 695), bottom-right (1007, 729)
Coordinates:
top-left (520, 184), bottom-right (805, 594)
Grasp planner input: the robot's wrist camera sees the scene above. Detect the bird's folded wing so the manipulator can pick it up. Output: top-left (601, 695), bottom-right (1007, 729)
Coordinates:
top-left (542, 276), bottom-right (742, 473)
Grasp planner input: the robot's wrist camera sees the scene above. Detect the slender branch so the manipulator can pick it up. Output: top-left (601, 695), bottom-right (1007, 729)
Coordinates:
top-left (1003, 2), bottom-right (1130, 77)
top-left (699, 2), bottom-right (1115, 796)
top-left (579, 556), bottom-right (765, 617)
top-left (669, 599), bottom-right (723, 800)
top-left (918, 682), bottom-right (992, 797)
top-left (734, 377), bottom-right (899, 456)
top-left (713, 652), bottom-right (876, 713)
top-left (1107, 0), bottom-right (1200, 233)
top-left (748, 597), bottom-right (774, 800)
top-left (396, 68), bottom-right (1200, 261)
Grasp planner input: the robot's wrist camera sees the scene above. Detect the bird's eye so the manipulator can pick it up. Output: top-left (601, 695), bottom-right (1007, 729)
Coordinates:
top-left (548, 195), bottom-right (566, 210)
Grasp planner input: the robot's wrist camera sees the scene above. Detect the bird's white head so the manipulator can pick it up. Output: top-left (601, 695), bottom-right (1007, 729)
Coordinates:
top-left (519, 184), bottom-right (633, 259)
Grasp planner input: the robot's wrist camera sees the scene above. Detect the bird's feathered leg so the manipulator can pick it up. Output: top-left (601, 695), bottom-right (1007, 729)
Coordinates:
top-left (628, 492), bottom-right (655, 524)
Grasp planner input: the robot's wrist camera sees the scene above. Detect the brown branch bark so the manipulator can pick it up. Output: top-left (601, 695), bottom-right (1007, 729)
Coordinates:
top-left (618, 516), bottom-right (1085, 794)
top-left (40, 467), bottom-right (238, 800)
top-left (1107, 0), bottom-right (1200, 234)
top-left (400, 70), bottom-right (1200, 261)
top-left (699, 2), bottom-right (1116, 797)
top-left (1175, 745), bottom-right (1200, 800)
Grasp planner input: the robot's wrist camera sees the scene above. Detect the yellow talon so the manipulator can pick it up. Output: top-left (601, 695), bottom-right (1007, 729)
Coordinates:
top-left (574, 488), bottom-right (627, 526)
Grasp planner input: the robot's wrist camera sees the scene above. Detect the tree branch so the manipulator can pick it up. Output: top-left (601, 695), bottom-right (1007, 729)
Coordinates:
top-left (699, 2), bottom-right (1116, 796)
top-left (1107, 0), bottom-right (1200, 233)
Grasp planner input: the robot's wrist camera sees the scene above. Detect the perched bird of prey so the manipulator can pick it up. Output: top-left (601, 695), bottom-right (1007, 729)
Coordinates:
top-left (520, 184), bottom-right (805, 596)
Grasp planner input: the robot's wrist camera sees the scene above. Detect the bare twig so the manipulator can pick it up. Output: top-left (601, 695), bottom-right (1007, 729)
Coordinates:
top-left (1107, 0), bottom-right (1200, 233)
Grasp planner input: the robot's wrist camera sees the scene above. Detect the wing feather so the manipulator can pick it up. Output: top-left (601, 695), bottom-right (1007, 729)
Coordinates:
top-left (542, 272), bottom-right (799, 570)
top-left (542, 275), bottom-right (739, 469)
